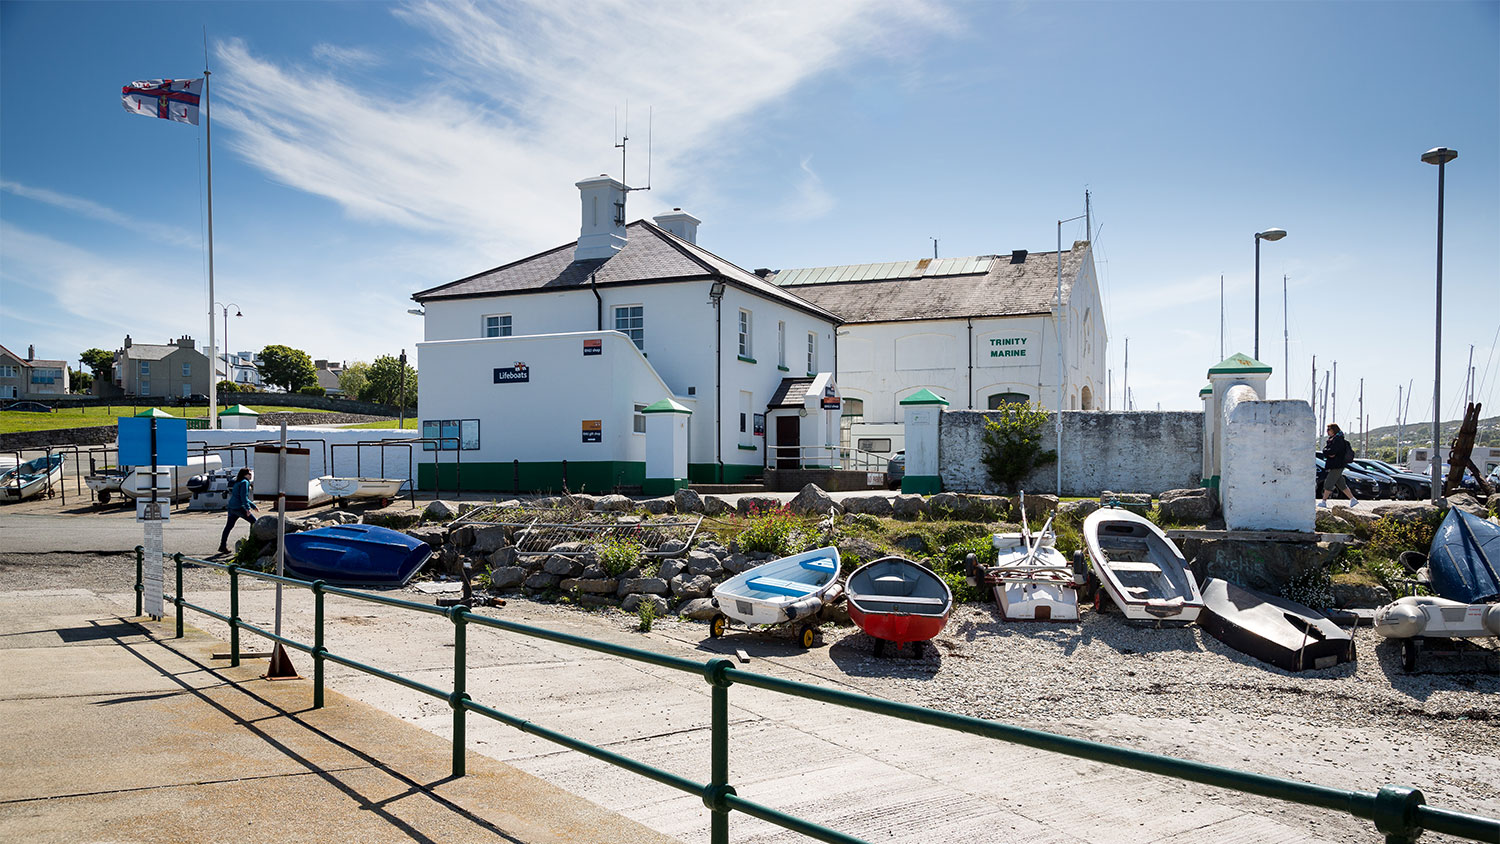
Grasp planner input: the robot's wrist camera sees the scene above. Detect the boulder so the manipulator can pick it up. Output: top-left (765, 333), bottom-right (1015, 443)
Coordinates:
top-left (641, 497), bottom-right (675, 515)
top-left (565, 494), bottom-right (598, 510)
top-left (1371, 501), bottom-right (1442, 523)
top-left (788, 484), bottom-right (840, 517)
top-left (432, 545), bottom-right (463, 577)
top-left (486, 546), bottom-right (519, 568)
top-left (360, 506), bottom-right (423, 530)
top-left (1016, 494), bottom-right (1059, 518)
top-left (579, 594), bottom-right (622, 609)
top-left (1446, 492), bottom-right (1488, 517)
top-left (685, 550), bottom-right (723, 577)
top-left (251, 515), bottom-right (281, 541)
top-left (1178, 538), bottom-right (1340, 593)
top-left (1099, 492), bottom-right (1149, 515)
top-left (1327, 505), bottom-right (1379, 528)
top-left (842, 495), bottom-right (894, 517)
top-left (671, 573), bottom-right (715, 599)
top-left (321, 510), bottom-right (361, 525)
top-left (595, 494), bottom-right (635, 513)
top-left (658, 539), bottom-right (688, 556)
top-left (837, 537), bottom-right (886, 568)
top-left (406, 526), bottom-right (448, 549)
top-left (737, 495), bottom-right (784, 517)
top-left (1329, 580), bottom-right (1393, 609)
top-left (523, 572), bottom-right (561, 591)
top-left (703, 495), bottom-right (734, 516)
top-left (449, 525), bottom-right (476, 549)
top-left (817, 600), bottom-right (850, 625)
top-left (1160, 492), bottom-right (1214, 523)
top-left (929, 493), bottom-right (1005, 521)
top-left (486, 566), bottom-right (527, 589)
top-left (542, 555), bottom-right (584, 577)
top-left (677, 598), bottom-right (719, 620)
top-left (561, 577), bottom-right (619, 595)
top-left (423, 499), bottom-right (474, 522)
top-left (472, 526), bottom-right (510, 554)
top-left (722, 553), bottom-right (757, 575)
top-left (579, 563), bottom-right (608, 580)
top-left (1059, 499), bottom-right (1100, 520)
top-left (658, 557), bottom-right (686, 582)
top-left (674, 488), bottom-right (704, 514)
top-left (697, 541), bottom-right (730, 559)
top-left (891, 494), bottom-right (929, 520)
top-left (617, 577), bottom-right (670, 597)
top-left (622, 594), bottom-right (669, 616)
top-left (893, 534), bottom-right (931, 556)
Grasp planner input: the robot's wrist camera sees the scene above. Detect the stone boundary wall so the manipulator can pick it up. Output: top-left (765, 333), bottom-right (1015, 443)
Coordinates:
top-left (939, 410), bottom-right (1203, 497)
top-left (10, 393), bottom-right (402, 417)
top-left (0, 426), bottom-right (116, 452)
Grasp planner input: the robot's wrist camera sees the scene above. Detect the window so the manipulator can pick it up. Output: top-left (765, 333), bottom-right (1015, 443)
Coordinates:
top-left (30, 368), bottom-right (61, 385)
top-left (484, 315), bottom-right (512, 337)
top-left (738, 309), bottom-right (753, 358)
top-left (857, 438), bottom-right (892, 453)
top-left (140, 379), bottom-right (151, 395)
top-left (182, 362), bottom-right (192, 378)
top-left (633, 403), bottom-right (647, 434)
top-left (614, 305), bottom-right (644, 350)
top-left (139, 361), bottom-right (150, 377)
top-left (0, 386), bottom-right (15, 399)
top-left (806, 332), bottom-right (817, 374)
top-left (0, 366), bottom-right (15, 378)
top-left (421, 419), bottom-right (481, 451)
top-left (988, 392), bottom-right (1030, 409)
top-left (777, 322), bottom-right (786, 368)
top-left (739, 390), bottom-right (753, 446)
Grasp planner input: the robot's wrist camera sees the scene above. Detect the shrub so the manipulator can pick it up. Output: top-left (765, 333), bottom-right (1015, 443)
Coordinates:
top-left (933, 535), bottom-right (992, 603)
top-left (1367, 511), bottom-right (1443, 559)
top-left (637, 599), bottom-right (658, 632)
top-left (216, 380), bottom-right (238, 394)
top-left (737, 503), bottom-right (806, 556)
top-left (980, 402), bottom-right (1057, 494)
top-left (596, 537), bottom-right (644, 577)
top-left (299, 385), bottom-right (326, 397)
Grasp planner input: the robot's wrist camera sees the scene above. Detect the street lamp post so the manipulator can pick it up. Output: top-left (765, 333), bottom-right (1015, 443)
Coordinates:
top-left (215, 302), bottom-right (242, 392)
top-left (1056, 213), bottom-right (1087, 495)
top-left (1253, 228), bottom-right (1287, 360)
top-left (1422, 146), bottom-right (1457, 504)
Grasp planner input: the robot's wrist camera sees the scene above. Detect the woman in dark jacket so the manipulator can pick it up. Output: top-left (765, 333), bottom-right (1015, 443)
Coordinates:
top-left (218, 468), bottom-right (258, 554)
top-left (1318, 423), bottom-right (1357, 508)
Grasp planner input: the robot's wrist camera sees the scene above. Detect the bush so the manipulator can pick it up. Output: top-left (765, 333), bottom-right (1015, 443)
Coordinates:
top-left (596, 537), bottom-right (644, 577)
top-left (933, 535), bottom-right (992, 603)
top-left (299, 385), bottom-right (326, 397)
top-left (637, 599), bottom-right (658, 632)
top-left (1367, 511), bottom-right (1443, 559)
top-left (216, 380), bottom-right (238, 394)
top-left (737, 503), bottom-right (807, 556)
top-left (981, 402), bottom-right (1056, 494)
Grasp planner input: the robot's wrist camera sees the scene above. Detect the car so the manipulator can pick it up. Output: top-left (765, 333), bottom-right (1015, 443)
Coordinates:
top-left (173, 394), bottom-right (210, 407)
top-left (0, 401), bottom-right (52, 413)
top-left (886, 451), bottom-right (905, 489)
top-left (1316, 456), bottom-right (1391, 500)
top-left (1350, 458), bottom-right (1432, 500)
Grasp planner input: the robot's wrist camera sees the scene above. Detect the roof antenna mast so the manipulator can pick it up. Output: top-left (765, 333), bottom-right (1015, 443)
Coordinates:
top-left (613, 104), bottom-right (652, 226)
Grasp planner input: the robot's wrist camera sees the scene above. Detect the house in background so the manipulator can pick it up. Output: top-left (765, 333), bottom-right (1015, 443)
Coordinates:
top-left (314, 359), bottom-right (345, 396)
top-left (218, 351), bottom-right (264, 390)
top-left (0, 343), bottom-right (70, 399)
top-left (411, 176), bottom-right (844, 492)
top-left (101, 335), bottom-right (211, 398)
top-left (772, 242), bottom-right (1107, 450)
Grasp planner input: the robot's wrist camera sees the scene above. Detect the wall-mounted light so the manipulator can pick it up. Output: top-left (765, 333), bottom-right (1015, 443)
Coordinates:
top-left (708, 281), bottom-right (725, 304)
top-left (407, 308), bottom-right (425, 316)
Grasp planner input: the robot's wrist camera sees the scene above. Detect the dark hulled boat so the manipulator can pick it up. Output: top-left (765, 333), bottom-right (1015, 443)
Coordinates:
top-left (282, 524), bottom-right (432, 587)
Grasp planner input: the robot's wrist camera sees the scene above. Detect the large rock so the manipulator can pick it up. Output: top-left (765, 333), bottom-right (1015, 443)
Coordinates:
top-left (722, 553), bottom-right (757, 574)
top-left (1371, 501), bottom-right (1442, 523)
top-left (671, 573), bottom-right (715, 599)
top-left (423, 499), bottom-right (482, 522)
top-left (448, 525), bottom-right (476, 549)
top-left (737, 495), bottom-right (784, 517)
top-left (842, 495), bottom-right (894, 517)
top-left (1178, 538), bottom-right (1340, 593)
top-left (703, 495), bottom-right (734, 516)
top-left (1330, 580), bottom-right (1393, 609)
top-left (406, 526), bottom-right (448, 549)
top-left (523, 572), bottom-right (561, 591)
top-left (472, 525), bottom-right (510, 554)
top-left (674, 488), bottom-right (704, 514)
top-left (893, 534), bottom-right (931, 556)
top-left (486, 546), bottom-right (519, 568)
top-left (929, 493), bottom-right (1005, 521)
top-left (1446, 492), bottom-right (1488, 517)
top-left (658, 557), bottom-right (686, 583)
top-left (1159, 489), bottom-right (1214, 523)
top-left (595, 494), bottom-right (635, 513)
top-left (891, 494), bottom-right (929, 520)
top-left (677, 598), bottom-right (719, 620)
top-left (788, 484), bottom-right (840, 517)
top-left (641, 497), bottom-right (675, 515)
top-left (1015, 494), bottom-right (1059, 518)
top-left (1327, 505), bottom-right (1379, 528)
top-left (685, 550), bottom-right (722, 577)
top-left (561, 577), bottom-right (618, 595)
top-left (622, 594), bottom-right (669, 615)
top-left (837, 537), bottom-right (886, 568)
top-left (1059, 499), bottom-right (1100, 520)
top-left (361, 506), bottom-right (423, 530)
top-left (542, 555), bottom-right (584, 577)
top-left (617, 577), bottom-right (669, 597)
top-left (486, 566), bottom-right (527, 589)
top-left (251, 515), bottom-right (281, 541)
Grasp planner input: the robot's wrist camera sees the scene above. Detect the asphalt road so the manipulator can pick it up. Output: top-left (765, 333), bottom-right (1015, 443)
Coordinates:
top-left (0, 509), bottom-right (231, 556)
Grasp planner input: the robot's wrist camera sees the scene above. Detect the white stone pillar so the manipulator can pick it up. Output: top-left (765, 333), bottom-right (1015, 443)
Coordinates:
top-left (642, 399), bottom-right (691, 496)
top-left (899, 388), bottom-right (949, 494)
top-left (1200, 384), bottom-right (1214, 487)
top-left (1207, 353), bottom-right (1272, 489)
top-left (1221, 385), bottom-right (1315, 531)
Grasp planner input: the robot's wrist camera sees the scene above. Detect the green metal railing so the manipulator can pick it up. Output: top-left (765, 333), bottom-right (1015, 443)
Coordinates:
top-left (139, 547), bottom-right (1499, 844)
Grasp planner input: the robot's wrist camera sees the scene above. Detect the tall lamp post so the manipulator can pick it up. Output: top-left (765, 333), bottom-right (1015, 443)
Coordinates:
top-left (1422, 146), bottom-right (1457, 504)
top-left (1056, 212), bottom-right (1087, 495)
top-left (1253, 228), bottom-right (1287, 360)
top-left (215, 302), bottom-right (241, 391)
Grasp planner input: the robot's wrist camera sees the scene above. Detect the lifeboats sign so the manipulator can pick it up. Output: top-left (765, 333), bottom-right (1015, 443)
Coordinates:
top-left (819, 384), bottom-right (840, 411)
top-left (494, 361), bottom-right (530, 383)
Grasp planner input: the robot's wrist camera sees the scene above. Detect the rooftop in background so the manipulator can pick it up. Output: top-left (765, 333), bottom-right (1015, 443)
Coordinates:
top-left (770, 242), bottom-right (1091, 324)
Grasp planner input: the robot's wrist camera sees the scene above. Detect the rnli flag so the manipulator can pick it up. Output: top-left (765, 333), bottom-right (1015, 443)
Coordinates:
top-left (121, 78), bottom-right (202, 126)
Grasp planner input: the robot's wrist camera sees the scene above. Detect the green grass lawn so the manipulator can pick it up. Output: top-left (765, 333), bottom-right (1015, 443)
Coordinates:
top-left (340, 418), bottom-right (417, 430)
top-left (0, 404), bottom-right (340, 434)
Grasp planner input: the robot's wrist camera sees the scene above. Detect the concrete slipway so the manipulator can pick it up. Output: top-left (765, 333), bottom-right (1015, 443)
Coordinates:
top-left (134, 586), bottom-right (1497, 844)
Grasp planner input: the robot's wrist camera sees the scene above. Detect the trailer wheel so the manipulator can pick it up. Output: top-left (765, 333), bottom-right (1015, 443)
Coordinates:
top-left (872, 638), bottom-right (886, 658)
top-left (1402, 639), bottom-right (1419, 673)
top-left (710, 614), bottom-right (727, 639)
top-left (97, 491), bottom-right (111, 505)
top-left (907, 641), bottom-right (924, 659)
top-left (800, 626), bottom-right (816, 649)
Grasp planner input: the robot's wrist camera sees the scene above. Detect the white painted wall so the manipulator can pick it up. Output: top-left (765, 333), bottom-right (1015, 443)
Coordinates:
top-left (1220, 386), bottom-right (1315, 532)
top-left (187, 428), bottom-right (420, 485)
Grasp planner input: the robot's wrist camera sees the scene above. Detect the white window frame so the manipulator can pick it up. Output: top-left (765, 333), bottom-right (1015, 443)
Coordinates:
top-left (777, 321), bottom-right (786, 368)
top-left (806, 332), bottom-right (817, 374)
top-left (0, 366), bottom-right (15, 378)
top-left (483, 314), bottom-right (513, 338)
top-left (0, 386), bottom-right (16, 399)
top-left (738, 309), bottom-right (753, 358)
top-left (614, 305), bottom-right (644, 350)
top-left (139, 361), bottom-right (150, 377)
top-left (739, 390), bottom-right (753, 446)
top-left (633, 403), bottom-right (647, 435)
top-left (182, 362), bottom-right (192, 378)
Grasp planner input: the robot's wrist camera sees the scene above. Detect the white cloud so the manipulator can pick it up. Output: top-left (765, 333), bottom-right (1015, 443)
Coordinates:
top-left (1, 180), bottom-right (199, 248)
top-left (312, 43), bottom-right (381, 68)
top-left (781, 155), bottom-right (835, 221)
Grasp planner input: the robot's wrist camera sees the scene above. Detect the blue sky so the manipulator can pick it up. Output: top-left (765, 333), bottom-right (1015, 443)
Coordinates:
top-left (2, 0), bottom-right (1496, 426)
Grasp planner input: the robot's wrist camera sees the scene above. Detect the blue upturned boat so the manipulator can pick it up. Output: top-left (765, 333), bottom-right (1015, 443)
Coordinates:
top-left (1427, 507), bottom-right (1500, 604)
top-left (282, 524), bottom-right (432, 587)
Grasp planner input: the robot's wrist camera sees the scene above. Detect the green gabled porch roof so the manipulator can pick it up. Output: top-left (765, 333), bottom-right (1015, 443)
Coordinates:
top-left (221, 404), bottom-right (259, 416)
top-left (133, 407), bottom-right (176, 418)
top-left (899, 388), bottom-right (950, 406)
top-left (641, 398), bottom-right (692, 414)
top-left (1208, 353), bottom-right (1272, 376)
top-left (1200, 383), bottom-right (1213, 396)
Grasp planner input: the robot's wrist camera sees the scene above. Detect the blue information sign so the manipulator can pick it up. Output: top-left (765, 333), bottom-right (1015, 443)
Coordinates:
top-left (117, 417), bottom-right (189, 466)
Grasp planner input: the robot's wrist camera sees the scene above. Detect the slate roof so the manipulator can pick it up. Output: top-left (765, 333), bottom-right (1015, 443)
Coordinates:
top-left (413, 221), bottom-right (841, 323)
top-left (120, 343), bottom-right (185, 361)
top-left (770, 243), bottom-right (1091, 324)
top-left (0, 343), bottom-right (66, 368)
top-left (768, 377), bottom-right (815, 409)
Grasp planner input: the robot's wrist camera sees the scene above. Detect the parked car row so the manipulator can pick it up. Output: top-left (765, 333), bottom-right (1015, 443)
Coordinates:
top-left (1315, 456), bottom-right (1435, 501)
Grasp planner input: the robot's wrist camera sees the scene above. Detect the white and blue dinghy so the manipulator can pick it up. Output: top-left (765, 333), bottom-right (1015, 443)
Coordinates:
top-left (709, 547), bottom-right (843, 649)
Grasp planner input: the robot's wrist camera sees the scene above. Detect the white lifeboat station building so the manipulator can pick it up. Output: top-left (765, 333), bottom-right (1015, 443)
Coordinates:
top-left (413, 177), bottom-right (1105, 494)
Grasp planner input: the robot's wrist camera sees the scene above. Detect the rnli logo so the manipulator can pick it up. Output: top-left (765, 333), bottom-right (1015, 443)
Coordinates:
top-left (493, 361), bottom-right (530, 383)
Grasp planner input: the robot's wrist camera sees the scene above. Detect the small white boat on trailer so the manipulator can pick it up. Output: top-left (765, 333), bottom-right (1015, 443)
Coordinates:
top-left (318, 476), bottom-right (407, 504)
top-left (709, 546), bottom-right (842, 649)
top-left (1374, 595), bottom-right (1500, 671)
top-left (977, 498), bottom-right (1084, 621)
top-left (1083, 508), bottom-right (1204, 622)
top-left (0, 454), bottom-right (64, 503)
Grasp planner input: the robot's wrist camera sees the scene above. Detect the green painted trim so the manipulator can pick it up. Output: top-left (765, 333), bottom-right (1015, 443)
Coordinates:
top-left (806, 372), bottom-right (817, 377)
top-left (418, 460), bottom-right (644, 493)
top-left (901, 474), bottom-right (941, 495)
top-left (737, 443), bottom-right (758, 451)
top-left (642, 477), bottom-right (689, 495)
top-left (900, 388), bottom-right (950, 406)
top-left (222, 404), bottom-right (258, 416)
top-left (1201, 476), bottom-right (1220, 489)
top-left (688, 462), bottom-right (763, 484)
top-left (1199, 384), bottom-right (1213, 396)
top-left (134, 407), bottom-right (177, 417)
top-left (737, 355), bottom-right (757, 364)
top-left (641, 398), bottom-right (692, 414)
top-left (777, 365), bottom-right (790, 372)
top-left (1208, 353), bottom-right (1272, 376)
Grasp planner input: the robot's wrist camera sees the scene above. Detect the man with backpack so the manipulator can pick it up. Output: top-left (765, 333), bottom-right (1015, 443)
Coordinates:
top-left (1318, 423), bottom-right (1358, 508)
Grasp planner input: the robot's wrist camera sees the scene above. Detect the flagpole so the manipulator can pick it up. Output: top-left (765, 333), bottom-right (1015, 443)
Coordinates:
top-left (204, 68), bottom-right (218, 430)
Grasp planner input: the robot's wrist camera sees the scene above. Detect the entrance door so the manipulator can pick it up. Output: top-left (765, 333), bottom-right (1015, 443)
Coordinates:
top-left (776, 416), bottom-right (800, 470)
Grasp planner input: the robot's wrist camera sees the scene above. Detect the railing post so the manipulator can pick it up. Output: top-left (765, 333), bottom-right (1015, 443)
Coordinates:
top-left (134, 545), bottom-right (144, 617)
top-left (173, 552), bottom-right (184, 639)
top-left (449, 605), bottom-right (470, 777)
top-left (228, 565), bottom-right (240, 667)
top-left (701, 658), bottom-right (736, 844)
top-left (1371, 786), bottom-right (1426, 844)
top-left (312, 580), bottom-right (326, 709)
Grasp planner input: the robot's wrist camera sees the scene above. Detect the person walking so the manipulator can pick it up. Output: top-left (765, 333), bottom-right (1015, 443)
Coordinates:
top-left (1318, 423), bottom-right (1358, 508)
top-left (218, 468), bottom-right (258, 554)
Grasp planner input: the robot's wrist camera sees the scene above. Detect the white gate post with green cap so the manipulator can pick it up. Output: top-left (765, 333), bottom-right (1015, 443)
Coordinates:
top-left (900, 389), bottom-right (949, 495)
top-left (1205, 353), bottom-right (1272, 489)
top-left (1199, 384), bottom-right (1214, 488)
top-left (642, 398), bottom-right (692, 496)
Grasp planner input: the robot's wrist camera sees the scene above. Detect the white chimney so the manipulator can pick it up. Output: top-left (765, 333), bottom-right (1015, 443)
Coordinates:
top-left (653, 208), bottom-right (701, 245)
top-left (575, 175), bottom-right (628, 261)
